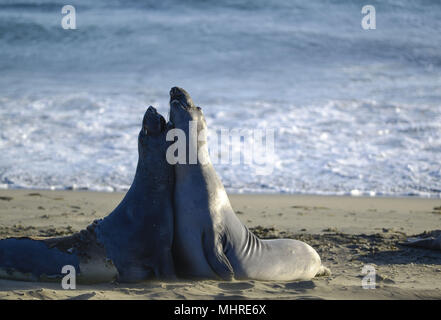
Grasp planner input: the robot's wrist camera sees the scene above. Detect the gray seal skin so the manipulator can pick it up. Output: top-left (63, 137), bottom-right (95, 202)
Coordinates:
top-left (402, 234), bottom-right (441, 251)
top-left (0, 107), bottom-right (176, 283)
top-left (93, 106), bottom-right (176, 282)
top-left (169, 87), bottom-right (330, 281)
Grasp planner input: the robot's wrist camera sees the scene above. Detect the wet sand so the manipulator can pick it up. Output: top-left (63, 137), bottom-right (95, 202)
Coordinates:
top-left (0, 190), bottom-right (440, 300)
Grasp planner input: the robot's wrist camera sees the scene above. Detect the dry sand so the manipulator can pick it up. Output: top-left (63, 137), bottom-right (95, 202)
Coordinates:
top-left (0, 189), bottom-right (440, 300)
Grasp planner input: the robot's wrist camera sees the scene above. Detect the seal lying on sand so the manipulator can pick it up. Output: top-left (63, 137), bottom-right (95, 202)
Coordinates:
top-left (169, 87), bottom-right (330, 281)
top-left (402, 233), bottom-right (441, 251)
top-left (0, 107), bottom-right (176, 283)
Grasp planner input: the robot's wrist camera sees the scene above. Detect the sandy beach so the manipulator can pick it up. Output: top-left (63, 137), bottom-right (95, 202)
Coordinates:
top-left (1, 0), bottom-right (440, 305)
top-left (0, 189), bottom-right (440, 300)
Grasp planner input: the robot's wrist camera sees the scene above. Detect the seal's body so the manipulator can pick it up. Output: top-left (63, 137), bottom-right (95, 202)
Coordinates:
top-left (403, 234), bottom-right (441, 251)
top-left (0, 107), bottom-right (176, 283)
top-left (169, 87), bottom-right (329, 281)
top-left (93, 107), bottom-right (175, 282)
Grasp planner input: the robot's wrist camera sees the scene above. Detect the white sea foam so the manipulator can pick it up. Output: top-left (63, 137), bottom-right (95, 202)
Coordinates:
top-left (0, 0), bottom-right (440, 197)
top-left (1, 92), bottom-right (440, 197)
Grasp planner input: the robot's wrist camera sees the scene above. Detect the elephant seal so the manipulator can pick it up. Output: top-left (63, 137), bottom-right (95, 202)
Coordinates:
top-left (169, 87), bottom-right (330, 281)
top-left (402, 233), bottom-right (441, 251)
top-left (0, 107), bottom-right (176, 283)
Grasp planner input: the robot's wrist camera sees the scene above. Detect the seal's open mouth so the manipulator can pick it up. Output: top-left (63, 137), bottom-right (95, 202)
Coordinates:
top-left (169, 87), bottom-right (194, 109)
top-left (143, 106), bottom-right (165, 135)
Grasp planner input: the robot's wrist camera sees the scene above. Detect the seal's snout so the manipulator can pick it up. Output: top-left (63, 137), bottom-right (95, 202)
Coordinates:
top-left (170, 87), bottom-right (182, 98)
top-left (143, 106), bottom-right (165, 135)
top-left (169, 86), bottom-right (194, 109)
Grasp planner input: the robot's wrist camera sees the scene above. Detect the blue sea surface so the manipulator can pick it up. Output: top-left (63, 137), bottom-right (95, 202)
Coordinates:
top-left (0, 0), bottom-right (440, 196)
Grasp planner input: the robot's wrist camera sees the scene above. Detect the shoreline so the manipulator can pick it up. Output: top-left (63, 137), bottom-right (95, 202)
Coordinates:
top-left (2, 186), bottom-right (440, 199)
top-left (1, 189), bottom-right (440, 235)
top-left (0, 189), bottom-right (440, 299)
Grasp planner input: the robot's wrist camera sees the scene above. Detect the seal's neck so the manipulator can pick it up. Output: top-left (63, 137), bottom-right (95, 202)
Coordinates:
top-left (130, 157), bottom-right (156, 194)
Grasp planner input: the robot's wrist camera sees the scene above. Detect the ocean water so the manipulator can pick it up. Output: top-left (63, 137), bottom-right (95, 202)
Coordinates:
top-left (0, 0), bottom-right (440, 196)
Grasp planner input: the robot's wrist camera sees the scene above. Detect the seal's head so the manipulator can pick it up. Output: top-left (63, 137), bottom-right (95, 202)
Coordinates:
top-left (142, 106), bottom-right (166, 136)
top-left (168, 87), bottom-right (211, 166)
top-left (169, 87), bottom-right (206, 133)
top-left (138, 106), bottom-right (167, 162)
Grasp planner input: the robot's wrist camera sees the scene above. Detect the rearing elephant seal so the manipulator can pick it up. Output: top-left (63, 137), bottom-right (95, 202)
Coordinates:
top-left (0, 107), bottom-right (176, 283)
top-left (169, 87), bottom-right (330, 281)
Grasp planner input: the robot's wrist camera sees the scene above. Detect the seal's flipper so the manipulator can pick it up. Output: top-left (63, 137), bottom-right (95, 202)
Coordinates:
top-left (315, 265), bottom-right (331, 277)
top-left (202, 232), bottom-right (234, 281)
top-left (0, 237), bottom-right (80, 281)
